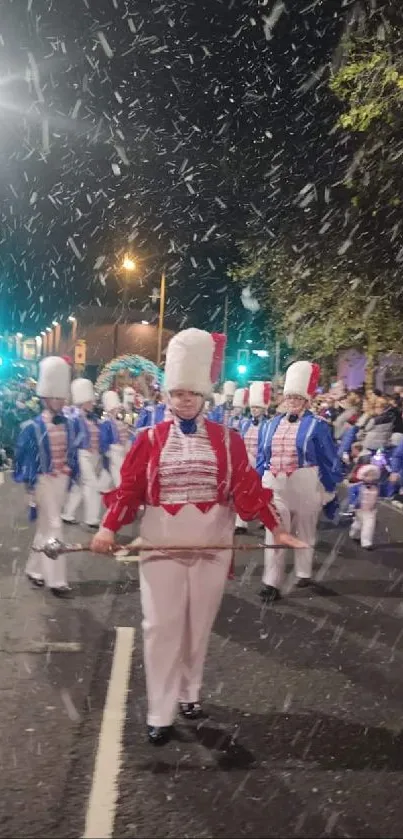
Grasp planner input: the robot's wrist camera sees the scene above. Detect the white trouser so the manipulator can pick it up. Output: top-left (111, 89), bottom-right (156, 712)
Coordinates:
top-left (108, 442), bottom-right (125, 487)
top-left (138, 504), bottom-right (234, 727)
top-left (262, 467), bottom-right (322, 588)
top-left (25, 473), bottom-right (69, 588)
top-left (63, 450), bottom-right (102, 525)
top-left (140, 553), bottom-right (230, 726)
top-left (349, 509), bottom-right (376, 548)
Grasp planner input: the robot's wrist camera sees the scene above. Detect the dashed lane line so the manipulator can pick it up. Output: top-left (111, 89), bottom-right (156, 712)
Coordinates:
top-left (83, 626), bottom-right (135, 839)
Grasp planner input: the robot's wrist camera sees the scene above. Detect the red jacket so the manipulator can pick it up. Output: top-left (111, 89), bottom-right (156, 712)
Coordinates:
top-left (102, 419), bottom-right (280, 534)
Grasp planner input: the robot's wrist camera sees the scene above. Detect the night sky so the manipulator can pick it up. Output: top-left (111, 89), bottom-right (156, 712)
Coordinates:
top-left (0, 0), bottom-right (348, 339)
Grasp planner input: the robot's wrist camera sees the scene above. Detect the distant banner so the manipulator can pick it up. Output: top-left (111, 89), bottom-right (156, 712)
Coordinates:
top-left (74, 340), bottom-right (86, 365)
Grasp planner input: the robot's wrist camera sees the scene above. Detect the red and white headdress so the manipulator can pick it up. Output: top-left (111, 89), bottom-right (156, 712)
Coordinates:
top-left (222, 380), bottom-right (236, 398)
top-left (283, 361), bottom-right (320, 399)
top-left (164, 329), bottom-right (226, 396)
top-left (233, 387), bottom-right (249, 410)
top-left (249, 381), bottom-right (272, 408)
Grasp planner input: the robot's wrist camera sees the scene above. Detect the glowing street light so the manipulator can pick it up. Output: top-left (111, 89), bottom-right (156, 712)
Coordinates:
top-left (122, 255), bottom-right (136, 272)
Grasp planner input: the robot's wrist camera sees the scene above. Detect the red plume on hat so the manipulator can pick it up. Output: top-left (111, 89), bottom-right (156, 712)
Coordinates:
top-left (210, 333), bottom-right (227, 385)
top-left (307, 363), bottom-right (321, 396)
top-left (263, 382), bottom-right (272, 405)
top-left (62, 355), bottom-right (73, 367)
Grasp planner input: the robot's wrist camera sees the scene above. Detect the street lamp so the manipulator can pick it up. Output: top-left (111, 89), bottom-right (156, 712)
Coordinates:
top-left (156, 269), bottom-right (166, 367)
top-left (121, 255), bottom-right (136, 307)
top-left (68, 315), bottom-right (77, 349)
top-left (52, 320), bottom-right (61, 353)
top-left (118, 253), bottom-right (166, 366)
top-left (122, 255), bottom-right (136, 272)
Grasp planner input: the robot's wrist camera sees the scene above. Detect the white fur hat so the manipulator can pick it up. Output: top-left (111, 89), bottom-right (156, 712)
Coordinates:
top-left (102, 390), bottom-right (121, 413)
top-left (164, 328), bottom-right (216, 396)
top-left (36, 356), bottom-right (71, 399)
top-left (249, 381), bottom-right (272, 407)
top-left (71, 378), bottom-right (94, 405)
top-left (233, 387), bottom-right (249, 410)
top-left (356, 463), bottom-right (381, 483)
top-left (283, 361), bottom-right (321, 399)
top-left (223, 380), bottom-right (236, 398)
top-left (213, 393), bottom-right (224, 407)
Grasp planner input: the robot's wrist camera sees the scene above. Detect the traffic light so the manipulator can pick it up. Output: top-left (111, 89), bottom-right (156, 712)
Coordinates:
top-left (236, 348), bottom-right (249, 377)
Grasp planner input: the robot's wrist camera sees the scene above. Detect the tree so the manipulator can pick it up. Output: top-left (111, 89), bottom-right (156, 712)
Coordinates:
top-left (230, 239), bottom-right (403, 387)
top-left (328, 2), bottom-right (403, 273)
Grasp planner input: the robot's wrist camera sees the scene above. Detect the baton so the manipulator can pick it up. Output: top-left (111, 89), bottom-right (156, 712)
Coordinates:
top-left (33, 537), bottom-right (308, 560)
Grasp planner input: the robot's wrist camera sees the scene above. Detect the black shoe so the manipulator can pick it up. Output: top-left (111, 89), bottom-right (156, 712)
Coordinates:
top-left (147, 725), bottom-right (173, 746)
top-left (85, 523), bottom-right (99, 530)
top-left (259, 584), bottom-right (281, 602)
top-left (179, 702), bottom-right (205, 720)
top-left (50, 585), bottom-right (72, 599)
top-left (62, 517), bottom-right (79, 525)
top-left (235, 526), bottom-right (248, 535)
top-left (26, 573), bottom-right (44, 588)
top-left (296, 577), bottom-right (312, 588)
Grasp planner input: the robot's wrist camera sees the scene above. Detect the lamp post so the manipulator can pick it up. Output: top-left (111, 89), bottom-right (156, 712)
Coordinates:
top-left (52, 321), bottom-right (60, 354)
top-left (156, 269), bottom-right (166, 367)
top-left (121, 255), bottom-right (136, 309)
top-left (68, 315), bottom-right (77, 353)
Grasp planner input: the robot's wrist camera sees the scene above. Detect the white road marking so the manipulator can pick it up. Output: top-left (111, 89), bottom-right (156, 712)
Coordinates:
top-left (380, 499), bottom-right (403, 517)
top-left (30, 641), bottom-right (83, 653)
top-left (83, 626), bottom-right (135, 839)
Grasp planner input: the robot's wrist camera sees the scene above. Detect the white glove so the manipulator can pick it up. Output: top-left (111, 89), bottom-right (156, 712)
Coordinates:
top-left (128, 536), bottom-right (146, 550)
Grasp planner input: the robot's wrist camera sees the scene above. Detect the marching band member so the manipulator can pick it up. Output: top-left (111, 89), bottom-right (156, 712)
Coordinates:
top-left (235, 381), bottom-right (271, 534)
top-left (230, 387), bottom-right (249, 431)
top-left (209, 380), bottom-right (236, 425)
top-left (14, 357), bottom-right (77, 597)
top-left (348, 463), bottom-right (380, 549)
top-left (62, 378), bottom-right (103, 528)
top-left (256, 361), bottom-right (341, 602)
top-left (135, 394), bottom-right (170, 430)
top-left (100, 390), bottom-right (133, 487)
top-left (90, 329), bottom-right (304, 745)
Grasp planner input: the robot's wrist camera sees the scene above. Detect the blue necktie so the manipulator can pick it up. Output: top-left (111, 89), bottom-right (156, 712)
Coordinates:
top-left (179, 418), bottom-right (197, 435)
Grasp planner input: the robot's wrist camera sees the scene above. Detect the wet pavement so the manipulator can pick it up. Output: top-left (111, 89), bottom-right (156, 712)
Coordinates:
top-left (1, 474), bottom-right (403, 838)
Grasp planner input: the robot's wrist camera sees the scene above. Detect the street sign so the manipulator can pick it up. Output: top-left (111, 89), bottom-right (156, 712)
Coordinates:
top-left (74, 340), bottom-right (86, 365)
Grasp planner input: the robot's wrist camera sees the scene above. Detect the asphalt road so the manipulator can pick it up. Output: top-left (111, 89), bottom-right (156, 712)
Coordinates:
top-left (2, 474), bottom-right (403, 838)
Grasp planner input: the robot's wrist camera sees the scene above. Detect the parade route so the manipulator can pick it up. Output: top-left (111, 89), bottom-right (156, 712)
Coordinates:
top-left (2, 477), bottom-right (403, 838)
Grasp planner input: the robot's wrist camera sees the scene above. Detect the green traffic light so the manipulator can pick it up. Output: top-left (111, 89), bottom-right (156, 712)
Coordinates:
top-left (237, 364), bottom-right (247, 375)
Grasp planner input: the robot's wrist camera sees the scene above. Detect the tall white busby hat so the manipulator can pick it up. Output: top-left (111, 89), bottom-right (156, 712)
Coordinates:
top-left (102, 390), bottom-right (121, 413)
top-left (164, 329), bottom-right (226, 396)
top-left (283, 361), bottom-right (321, 399)
top-left (213, 392), bottom-right (224, 407)
top-left (71, 378), bottom-right (94, 406)
top-left (233, 387), bottom-right (249, 410)
top-left (36, 356), bottom-right (71, 400)
top-left (249, 381), bottom-right (272, 408)
top-left (223, 380), bottom-right (236, 398)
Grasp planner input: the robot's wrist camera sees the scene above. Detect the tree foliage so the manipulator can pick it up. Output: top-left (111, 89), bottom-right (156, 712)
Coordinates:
top-left (329, 4), bottom-right (403, 237)
top-left (230, 239), bottom-right (403, 377)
